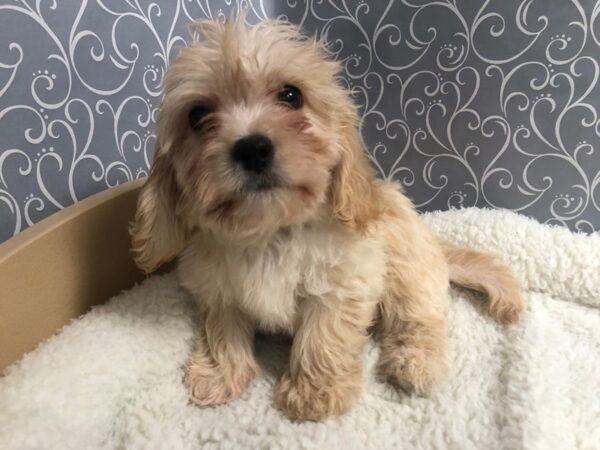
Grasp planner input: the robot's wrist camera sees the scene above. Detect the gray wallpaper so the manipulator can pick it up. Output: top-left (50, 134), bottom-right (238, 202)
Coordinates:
top-left (1, 0), bottom-right (600, 243)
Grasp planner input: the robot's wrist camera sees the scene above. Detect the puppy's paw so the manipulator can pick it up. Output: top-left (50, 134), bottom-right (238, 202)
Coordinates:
top-left (185, 361), bottom-right (256, 406)
top-left (378, 347), bottom-right (448, 395)
top-left (275, 371), bottom-right (361, 421)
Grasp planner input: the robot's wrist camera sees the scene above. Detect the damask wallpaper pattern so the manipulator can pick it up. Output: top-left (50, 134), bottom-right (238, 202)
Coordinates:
top-left (1, 0), bottom-right (599, 243)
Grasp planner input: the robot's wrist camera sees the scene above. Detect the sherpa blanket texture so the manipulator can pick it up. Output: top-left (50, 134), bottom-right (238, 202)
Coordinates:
top-left (1, 208), bottom-right (599, 450)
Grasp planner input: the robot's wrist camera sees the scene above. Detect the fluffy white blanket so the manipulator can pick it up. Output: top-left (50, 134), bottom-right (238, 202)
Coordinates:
top-left (1, 208), bottom-right (599, 450)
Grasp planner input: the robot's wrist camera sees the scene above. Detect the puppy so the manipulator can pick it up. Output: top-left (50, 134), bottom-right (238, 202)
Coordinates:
top-left (130, 19), bottom-right (523, 421)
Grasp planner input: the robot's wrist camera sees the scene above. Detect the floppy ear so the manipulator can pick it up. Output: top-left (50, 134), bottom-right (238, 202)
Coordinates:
top-left (130, 150), bottom-right (186, 274)
top-left (331, 115), bottom-right (382, 232)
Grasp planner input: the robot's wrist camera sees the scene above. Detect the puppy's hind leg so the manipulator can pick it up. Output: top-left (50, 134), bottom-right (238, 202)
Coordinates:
top-left (376, 239), bottom-right (451, 394)
top-left (185, 302), bottom-right (258, 406)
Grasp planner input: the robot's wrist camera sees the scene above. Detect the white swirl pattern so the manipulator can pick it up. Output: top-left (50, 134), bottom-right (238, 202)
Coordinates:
top-left (1, 0), bottom-right (599, 242)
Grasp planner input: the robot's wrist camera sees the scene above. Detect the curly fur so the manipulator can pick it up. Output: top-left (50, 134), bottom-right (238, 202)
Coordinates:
top-left (130, 18), bottom-right (524, 421)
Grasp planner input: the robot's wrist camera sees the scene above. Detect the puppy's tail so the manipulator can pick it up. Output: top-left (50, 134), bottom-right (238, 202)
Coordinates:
top-left (441, 242), bottom-right (524, 325)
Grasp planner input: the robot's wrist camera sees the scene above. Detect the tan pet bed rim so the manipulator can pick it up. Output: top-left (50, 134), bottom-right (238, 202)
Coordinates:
top-left (0, 179), bottom-right (146, 372)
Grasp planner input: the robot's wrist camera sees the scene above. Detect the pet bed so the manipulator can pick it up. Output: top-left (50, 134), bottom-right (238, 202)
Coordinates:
top-left (1, 206), bottom-right (599, 449)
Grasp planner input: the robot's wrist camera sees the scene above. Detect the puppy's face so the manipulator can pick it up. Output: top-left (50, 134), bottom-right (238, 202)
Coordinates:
top-left (163, 21), bottom-right (348, 237)
top-left (131, 20), bottom-right (380, 272)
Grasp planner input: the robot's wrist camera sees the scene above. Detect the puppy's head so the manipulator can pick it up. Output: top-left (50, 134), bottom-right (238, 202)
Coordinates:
top-left (131, 19), bottom-right (381, 273)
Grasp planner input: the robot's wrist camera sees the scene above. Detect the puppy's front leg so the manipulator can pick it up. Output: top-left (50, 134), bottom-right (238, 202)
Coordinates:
top-left (276, 297), bottom-right (376, 421)
top-left (185, 303), bottom-right (258, 406)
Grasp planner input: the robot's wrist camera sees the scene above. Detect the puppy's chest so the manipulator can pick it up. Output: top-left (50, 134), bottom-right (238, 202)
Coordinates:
top-left (184, 227), bottom-right (385, 333)
top-left (228, 237), bottom-right (321, 332)
top-left (204, 230), bottom-right (338, 332)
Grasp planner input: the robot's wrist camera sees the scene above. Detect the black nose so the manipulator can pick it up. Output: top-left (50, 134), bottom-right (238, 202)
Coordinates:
top-left (232, 134), bottom-right (274, 173)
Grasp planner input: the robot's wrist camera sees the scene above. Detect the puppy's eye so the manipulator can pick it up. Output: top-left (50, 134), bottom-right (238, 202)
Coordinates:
top-left (188, 105), bottom-right (210, 130)
top-left (277, 85), bottom-right (303, 109)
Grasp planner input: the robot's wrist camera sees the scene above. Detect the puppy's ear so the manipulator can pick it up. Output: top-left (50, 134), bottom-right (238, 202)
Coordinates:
top-left (331, 113), bottom-right (382, 232)
top-left (130, 149), bottom-right (186, 274)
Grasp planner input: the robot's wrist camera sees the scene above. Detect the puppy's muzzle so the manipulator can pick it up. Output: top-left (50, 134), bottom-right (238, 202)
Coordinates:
top-left (232, 134), bottom-right (274, 174)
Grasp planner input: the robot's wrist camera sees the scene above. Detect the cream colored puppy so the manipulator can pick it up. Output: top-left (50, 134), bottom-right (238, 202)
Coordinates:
top-left (130, 19), bottom-right (523, 421)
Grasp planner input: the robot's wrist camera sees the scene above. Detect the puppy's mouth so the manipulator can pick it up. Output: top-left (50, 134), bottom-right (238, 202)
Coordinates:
top-left (242, 172), bottom-right (282, 193)
top-left (205, 173), bottom-right (282, 218)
